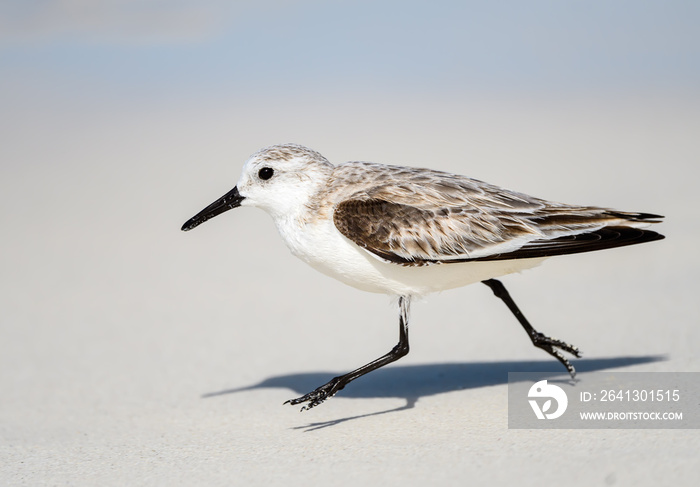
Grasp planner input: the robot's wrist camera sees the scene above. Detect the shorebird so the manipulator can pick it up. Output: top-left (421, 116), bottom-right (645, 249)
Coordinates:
top-left (182, 143), bottom-right (664, 410)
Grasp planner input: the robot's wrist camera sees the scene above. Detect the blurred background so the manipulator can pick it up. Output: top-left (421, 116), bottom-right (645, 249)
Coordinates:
top-left (1, 1), bottom-right (698, 485)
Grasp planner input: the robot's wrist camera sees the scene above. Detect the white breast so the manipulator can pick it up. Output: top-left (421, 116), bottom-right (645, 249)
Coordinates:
top-left (273, 215), bottom-right (544, 297)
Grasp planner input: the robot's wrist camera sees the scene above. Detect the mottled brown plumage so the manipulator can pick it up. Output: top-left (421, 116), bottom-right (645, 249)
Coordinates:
top-left (324, 161), bottom-right (663, 265)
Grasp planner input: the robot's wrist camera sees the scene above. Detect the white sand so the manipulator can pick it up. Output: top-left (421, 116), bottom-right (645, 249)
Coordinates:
top-left (1, 95), bottom-right (698, 486)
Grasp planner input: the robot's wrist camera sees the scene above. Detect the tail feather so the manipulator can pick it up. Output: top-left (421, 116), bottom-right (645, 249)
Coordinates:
top-left (604, 211), bottom-right (665, 224)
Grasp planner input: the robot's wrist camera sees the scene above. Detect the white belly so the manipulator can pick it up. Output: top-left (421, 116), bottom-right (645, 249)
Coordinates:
top-left (275, 217), bottom-right (544, 297)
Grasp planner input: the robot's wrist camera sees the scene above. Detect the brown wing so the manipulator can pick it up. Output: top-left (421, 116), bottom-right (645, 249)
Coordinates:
top-left (333, 197), bottom-right (664, 266)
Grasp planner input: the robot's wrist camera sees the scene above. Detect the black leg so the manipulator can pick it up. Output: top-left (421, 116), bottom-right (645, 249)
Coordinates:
top-left (285, 296), bottom-right (411, 411)
top-left (482, 279), bottom-right (582, 378)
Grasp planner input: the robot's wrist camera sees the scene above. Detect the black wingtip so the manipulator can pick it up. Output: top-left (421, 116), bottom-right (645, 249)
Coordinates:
top-left (645, 230), bottom-right (665, 242)
top-left (469, 227), bottom-right (665, 262)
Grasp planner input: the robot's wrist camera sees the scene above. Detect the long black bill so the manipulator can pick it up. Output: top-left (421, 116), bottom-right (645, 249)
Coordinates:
top-left (181, 186), bottom-right (245, 232)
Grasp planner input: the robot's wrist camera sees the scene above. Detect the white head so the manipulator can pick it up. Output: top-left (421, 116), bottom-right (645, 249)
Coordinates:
top-left (181, 144), bottom-right (334, 231)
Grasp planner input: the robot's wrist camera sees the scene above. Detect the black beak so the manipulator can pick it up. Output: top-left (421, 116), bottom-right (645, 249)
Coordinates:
top-left (181, 186), bottom-right (245, 231)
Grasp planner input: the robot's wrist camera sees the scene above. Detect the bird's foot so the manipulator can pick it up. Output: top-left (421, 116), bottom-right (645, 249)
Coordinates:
top-left (531, 332), bottom-right (582, 379)
top-left (284, 377), bottom-right (345, 411)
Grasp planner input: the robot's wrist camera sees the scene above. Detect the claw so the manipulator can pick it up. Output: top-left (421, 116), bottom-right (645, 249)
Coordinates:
top-left (284, 378), bottom-right (343, 411)
top-left (530, 332), bottom-right (582, 379)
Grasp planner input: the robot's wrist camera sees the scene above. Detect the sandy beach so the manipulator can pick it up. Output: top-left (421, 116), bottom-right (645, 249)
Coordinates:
top-left (1, 2), bottom-right (698, 484)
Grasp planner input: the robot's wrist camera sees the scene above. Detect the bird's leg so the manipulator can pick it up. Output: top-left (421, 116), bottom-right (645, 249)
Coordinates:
top-left (285, 296), bottom-right (411, 411)
top-left (481, 279), bottom-right (582, 378)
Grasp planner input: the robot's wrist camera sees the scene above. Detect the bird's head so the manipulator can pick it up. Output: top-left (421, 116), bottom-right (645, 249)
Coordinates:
top-left (181, 144), bottom-right (333, 231)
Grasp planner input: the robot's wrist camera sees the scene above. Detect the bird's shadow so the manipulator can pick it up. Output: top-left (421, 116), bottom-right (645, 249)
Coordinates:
top-left (204, 356), bottom-right (665, 431)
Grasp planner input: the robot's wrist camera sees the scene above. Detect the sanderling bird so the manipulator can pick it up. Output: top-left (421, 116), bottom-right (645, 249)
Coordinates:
top-left (182, 143), bottom-right (664, 410)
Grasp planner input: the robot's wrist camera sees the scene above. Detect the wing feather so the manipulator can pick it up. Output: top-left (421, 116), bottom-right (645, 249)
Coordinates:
top-left (329, 163), bottom-right (664, 266)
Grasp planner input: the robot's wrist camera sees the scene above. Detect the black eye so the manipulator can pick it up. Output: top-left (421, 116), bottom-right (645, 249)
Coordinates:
top-left (258, 167), bottom-right (274, 180)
